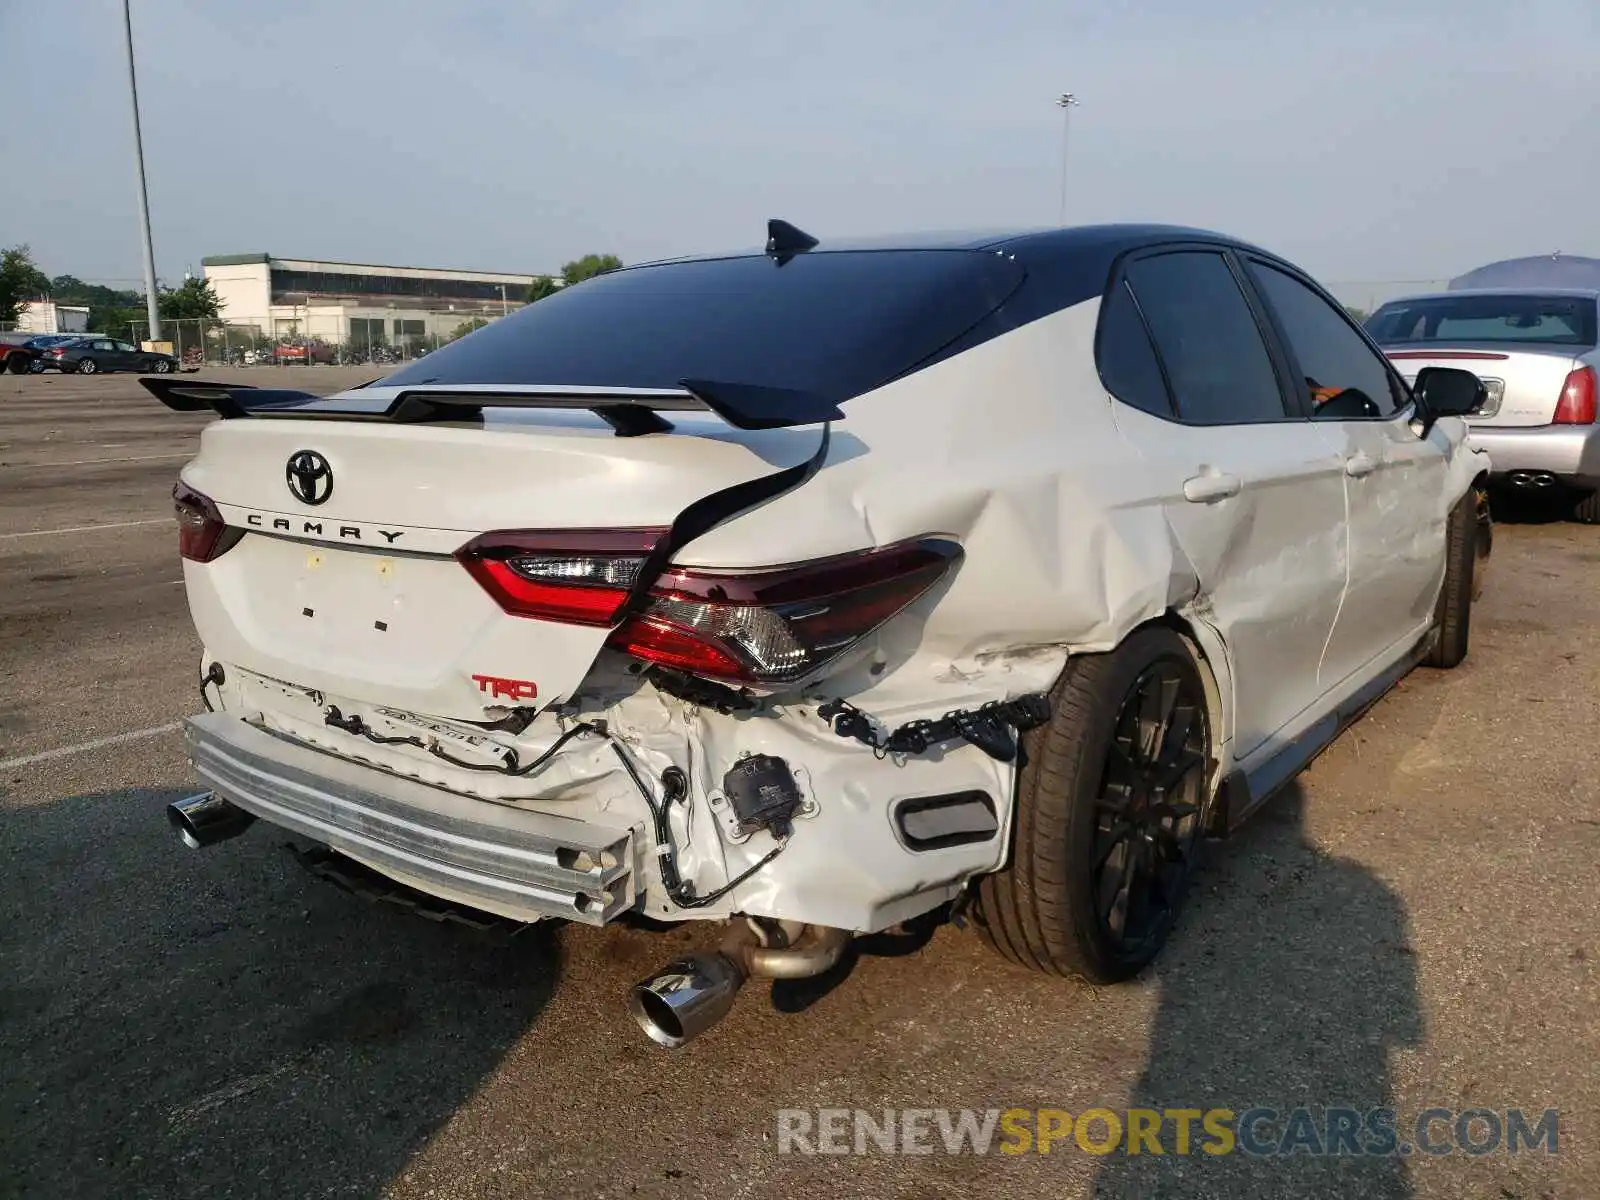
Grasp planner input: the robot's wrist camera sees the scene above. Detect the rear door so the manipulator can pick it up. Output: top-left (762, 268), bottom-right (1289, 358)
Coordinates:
top-left (1246, 258), bottom-right (1447, 687)
top-left (1103, 247), bottom-right (1349, 761)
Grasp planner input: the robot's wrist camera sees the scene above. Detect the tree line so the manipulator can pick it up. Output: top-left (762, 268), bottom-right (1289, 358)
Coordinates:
top-left (6, 243), bottom-right (626, 343)
top-left (1, 244), bottom-right (222, 333)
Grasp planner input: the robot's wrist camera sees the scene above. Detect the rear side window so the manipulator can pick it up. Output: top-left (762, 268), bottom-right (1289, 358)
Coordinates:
top-left (384, 250), bottom-right (1026, 405)
top-left (1096, 281), bottom-right (1172, 418)
top-left (1123, 252), bottom-right (1288, 424)
top-left (1248, 262), bottom-right (1404, 419)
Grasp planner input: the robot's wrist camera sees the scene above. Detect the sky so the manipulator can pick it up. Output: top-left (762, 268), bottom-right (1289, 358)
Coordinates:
top-left (2, 0), bottom-right (1597, 297)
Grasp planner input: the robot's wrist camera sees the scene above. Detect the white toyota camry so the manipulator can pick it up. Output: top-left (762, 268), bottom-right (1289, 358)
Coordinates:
top-left (150, 221), bottom-right (1492, 1047)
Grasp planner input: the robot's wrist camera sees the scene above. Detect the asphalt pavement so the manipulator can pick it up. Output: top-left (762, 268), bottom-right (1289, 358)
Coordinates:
top-left (1, 369), bottom-right (1595, 1199)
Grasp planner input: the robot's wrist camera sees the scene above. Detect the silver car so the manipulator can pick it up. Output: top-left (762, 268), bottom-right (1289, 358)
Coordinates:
top-left (1367, 289), bottom-right (1600, 522)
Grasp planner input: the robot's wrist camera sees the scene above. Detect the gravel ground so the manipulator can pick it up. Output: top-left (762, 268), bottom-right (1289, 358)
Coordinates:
top-left (1, 370), bottom-right (1594, 1199)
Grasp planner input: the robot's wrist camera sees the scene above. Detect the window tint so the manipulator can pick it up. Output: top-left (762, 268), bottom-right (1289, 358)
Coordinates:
top-left (1123, 252), bottom-right (1287, 424)
top-left (1096, 280), bottom-right (1172, 417)
top-left (1249, 262), bottom-right (1403, 419)
top-left (115, 341), bottom-right (136, 352)
top-left (93, 341), bottom-right (113, 350)
top-left (386, 250), bottom-right (1026, 405)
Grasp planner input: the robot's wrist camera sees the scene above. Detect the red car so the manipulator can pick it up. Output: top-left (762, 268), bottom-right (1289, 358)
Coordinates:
top-left (273, 342), bottom-right (335, 365)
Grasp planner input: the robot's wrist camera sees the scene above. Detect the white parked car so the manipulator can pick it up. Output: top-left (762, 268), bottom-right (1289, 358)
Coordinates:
top-left (149, 222), bottom-right (1491, 1048)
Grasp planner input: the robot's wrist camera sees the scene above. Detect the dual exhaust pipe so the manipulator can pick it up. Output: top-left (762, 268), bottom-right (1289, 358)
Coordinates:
top-left (629, 922), bottom-right (852, 1048)
top-left (167, 792), bottom-right (849, 1050)
top-left (1505, 470), bottom-right (1559, 490)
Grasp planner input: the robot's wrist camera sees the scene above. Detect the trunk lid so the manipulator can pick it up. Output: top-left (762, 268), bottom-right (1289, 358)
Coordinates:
top-left (180, 404), bottom-right (827, 719)
top-left (1383, 343), bottom-right (1583, 427)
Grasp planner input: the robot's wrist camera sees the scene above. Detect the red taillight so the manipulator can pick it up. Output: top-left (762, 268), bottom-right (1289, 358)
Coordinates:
top-left (173, 482), bottom-right (241, 563)
top-left (48, 347), bottom-right (66, 357)
top-left (459, 530), bottom-right (963, 685)
top-left (1553, 366), bottom-right (1598, 425)
top-left (614, 538), bottom-right (962, 684)
top-left (456, 528), bottom-right (669, 626)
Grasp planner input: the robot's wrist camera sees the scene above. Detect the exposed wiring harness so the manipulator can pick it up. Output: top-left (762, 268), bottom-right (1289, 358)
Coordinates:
top-left (322, 705), bottom-right (599, 776)
top-left (817, 693), bottom-right (1053, 762)
top-left (199, 662), bottom-right (226, 712)
top-left (318, 701), bottom-right (787, 910)
top-left (609, 743), bottom-right (788, 909)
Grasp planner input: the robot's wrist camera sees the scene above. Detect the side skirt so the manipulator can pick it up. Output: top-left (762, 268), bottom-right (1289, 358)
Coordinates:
top-left (1209, 627), bottom-right (1438, 836)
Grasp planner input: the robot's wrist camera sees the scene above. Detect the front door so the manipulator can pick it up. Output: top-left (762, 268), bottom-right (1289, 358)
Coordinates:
top-left (1103, 249), bottom-right (1350, 761)
top-left (1242, 258), bottom-right (1448, 690)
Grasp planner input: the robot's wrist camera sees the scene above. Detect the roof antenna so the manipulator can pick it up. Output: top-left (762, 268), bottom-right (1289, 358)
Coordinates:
top-left (766, 219), bottom-right (819, 265)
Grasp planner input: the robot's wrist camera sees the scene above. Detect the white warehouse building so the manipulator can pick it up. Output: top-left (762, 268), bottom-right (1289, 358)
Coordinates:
top-left (201, 253), bottom-right (544, 349)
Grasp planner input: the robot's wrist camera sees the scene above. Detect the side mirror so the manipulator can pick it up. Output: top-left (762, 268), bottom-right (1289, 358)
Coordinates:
top-left (1414, 366), bottom-right (1486, 435)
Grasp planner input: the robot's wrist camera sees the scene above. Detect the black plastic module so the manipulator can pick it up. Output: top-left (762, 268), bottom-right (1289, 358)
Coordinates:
top-left (721, 754), bottom-right (804, 837)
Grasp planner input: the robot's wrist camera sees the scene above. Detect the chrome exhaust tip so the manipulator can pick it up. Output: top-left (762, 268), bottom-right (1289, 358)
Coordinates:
top-left (167, 791), bottom-right (255, 849)
top-left (1507, 470), bottom-right (1559, 490)
top-left (628, 951), bottom-right (748, 1049)
top-left (627, 922), bottom-right (854, 1048)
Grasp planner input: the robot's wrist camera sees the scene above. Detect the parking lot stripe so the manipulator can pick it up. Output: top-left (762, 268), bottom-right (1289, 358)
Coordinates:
top-left (26, 452), bottom-right (191, 467)
top-left (0, 518), bottom-right (168, 541)
top-left (0, 722), bottom-right (182, 771)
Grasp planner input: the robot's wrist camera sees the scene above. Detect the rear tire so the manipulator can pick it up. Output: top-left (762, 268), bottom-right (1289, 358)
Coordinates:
top-left (1425, 492), bottom-right (1475, 669)
top-left (1572, 489), bottom-right (1600, 525)
top-left (77, 358), bottom-right (98, 375)
top-left (973, 627), bottom-right (1212, 984)
top-left (5, 354), bottom-right (29, 375)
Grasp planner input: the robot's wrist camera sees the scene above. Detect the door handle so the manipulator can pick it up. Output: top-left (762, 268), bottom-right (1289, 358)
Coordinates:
top-left (1345, 452), bottom-right (1378, 478)
top-left (1182, 473), bottom-right (1242, 503)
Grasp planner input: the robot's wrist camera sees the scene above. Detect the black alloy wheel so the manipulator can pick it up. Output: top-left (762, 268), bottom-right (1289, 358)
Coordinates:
top-left (1091, 658), bottom-right (1208, 960)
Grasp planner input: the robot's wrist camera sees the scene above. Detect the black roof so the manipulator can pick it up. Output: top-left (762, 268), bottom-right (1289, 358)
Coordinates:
top-left (382, 222), bottom-right (1278, 417)
top-left (629, 222), bottom-right (1257, 269)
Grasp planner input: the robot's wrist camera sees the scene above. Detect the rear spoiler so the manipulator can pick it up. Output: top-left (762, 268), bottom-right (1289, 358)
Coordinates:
top-left (139, 377), bottom-right (843, 435)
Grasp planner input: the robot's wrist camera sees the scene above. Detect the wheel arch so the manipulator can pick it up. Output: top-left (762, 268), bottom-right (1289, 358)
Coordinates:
top-left (1136, 609), bottom-right (1235, 832)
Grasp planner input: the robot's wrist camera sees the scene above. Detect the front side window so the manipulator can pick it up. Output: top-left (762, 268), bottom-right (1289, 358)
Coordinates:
top-left (1249, 262), bottom-right (1404, 419)
top-left (115, 341), bottom-right (136, 352)
top-left (1123, 251), bottom-right (1287, 425)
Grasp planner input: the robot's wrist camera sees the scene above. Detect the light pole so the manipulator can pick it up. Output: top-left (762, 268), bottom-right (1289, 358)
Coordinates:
top-left (499, 283), bottom-right (508, 318)
top-left (121, 0), bottom-right (161, 343)
top-left (1056, 92), bottom-right (1080, 226)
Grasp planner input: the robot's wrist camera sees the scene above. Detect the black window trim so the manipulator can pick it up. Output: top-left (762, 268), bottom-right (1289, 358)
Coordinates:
top-left (1237, 253), bottom-right (1418, 424)
top-left (1092, 275), bottom-right (1178, 419)
top-left (1094, 240), bottom-right (1303, 427)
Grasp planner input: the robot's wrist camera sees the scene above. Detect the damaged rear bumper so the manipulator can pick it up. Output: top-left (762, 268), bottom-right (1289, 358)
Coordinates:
top-left (184, 713), bottom-right (638, 925)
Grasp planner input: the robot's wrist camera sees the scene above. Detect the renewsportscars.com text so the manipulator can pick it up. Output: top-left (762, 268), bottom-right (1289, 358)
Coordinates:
top-left (775, 1107), bottom-right (1559, 1158)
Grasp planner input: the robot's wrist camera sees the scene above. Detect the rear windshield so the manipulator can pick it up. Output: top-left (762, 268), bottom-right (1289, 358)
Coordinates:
top-left (1367, 294), bottom-right (1598, 347)
top-left (383, 249), bottom-right (1026, 404)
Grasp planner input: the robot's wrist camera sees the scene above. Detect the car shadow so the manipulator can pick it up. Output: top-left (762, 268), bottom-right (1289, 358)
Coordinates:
top-left (0, 786), bottom-right (561, 1200)
top-left (1486, 489), bottom-right (1569, 525)
top-left (1093, 782), bottom-right (1422, 1199)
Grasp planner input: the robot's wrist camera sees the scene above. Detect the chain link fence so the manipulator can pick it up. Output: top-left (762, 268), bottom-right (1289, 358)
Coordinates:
top-left (120, 314), bottom-right (500, 369)
top-left (12, 280), bottom-right (1457, 366)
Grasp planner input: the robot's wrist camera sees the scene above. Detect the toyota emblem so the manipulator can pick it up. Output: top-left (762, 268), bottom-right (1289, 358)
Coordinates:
top-left (285, 450), bottom-right (333, 506)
